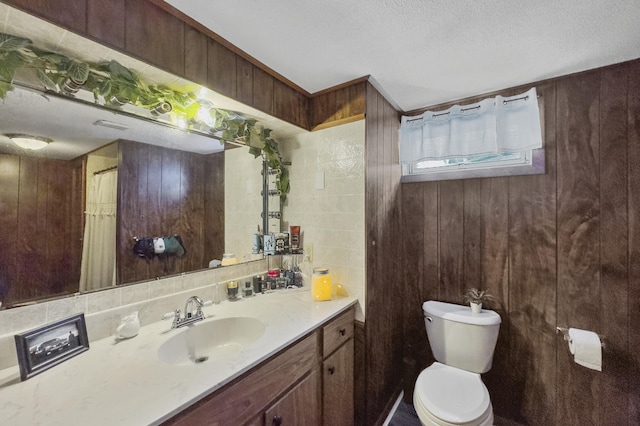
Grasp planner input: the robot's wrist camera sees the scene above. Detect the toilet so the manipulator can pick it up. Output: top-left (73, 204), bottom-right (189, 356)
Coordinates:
top-left (413, 300), bottom-right (501, 426)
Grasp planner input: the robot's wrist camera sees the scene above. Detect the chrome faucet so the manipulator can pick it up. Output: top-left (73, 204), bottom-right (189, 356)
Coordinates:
top-left (162, 295), bottom-right (212, 329)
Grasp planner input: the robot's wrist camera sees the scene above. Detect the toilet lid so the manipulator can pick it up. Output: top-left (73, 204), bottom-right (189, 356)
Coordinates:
top-left (415, 363), bottom-right (490, 424)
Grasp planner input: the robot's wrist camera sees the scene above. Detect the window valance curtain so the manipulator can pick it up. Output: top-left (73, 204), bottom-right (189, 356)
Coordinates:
top-left (399, 87), bottom-right (542, 163)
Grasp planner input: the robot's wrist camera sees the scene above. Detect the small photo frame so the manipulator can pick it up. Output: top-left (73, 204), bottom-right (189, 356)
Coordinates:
top-left (14, 313), bottom-right (90, 381)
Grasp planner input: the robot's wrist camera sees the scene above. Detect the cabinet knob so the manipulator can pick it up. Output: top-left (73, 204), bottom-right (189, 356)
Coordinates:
top-left (339, 328), bottom-right (346, 336)
top-left (272, 415), bottom-right (282, 426)
top-left (328, 366), bottom-right (335, 375)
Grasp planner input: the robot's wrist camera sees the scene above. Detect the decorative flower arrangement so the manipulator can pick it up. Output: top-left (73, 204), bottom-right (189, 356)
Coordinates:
top-left (0, 32), bottom-right (289, 199)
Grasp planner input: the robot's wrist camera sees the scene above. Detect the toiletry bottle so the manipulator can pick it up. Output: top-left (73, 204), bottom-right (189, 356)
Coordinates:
top-left (227, 281), bottom-right (238, 300)
top-left (243, 281), bottom-right (253, 297)
top-left (312, 268), bottom-right (332, 301)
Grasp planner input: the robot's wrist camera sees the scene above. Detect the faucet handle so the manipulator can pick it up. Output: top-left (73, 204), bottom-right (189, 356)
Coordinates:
top-left (161, 310), bottom-right (179, 321)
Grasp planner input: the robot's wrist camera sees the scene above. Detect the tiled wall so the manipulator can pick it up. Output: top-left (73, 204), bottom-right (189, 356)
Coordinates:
top-left (0, 259), bottom-right (266, 370)
top-left (281, 120), bottom-right (366, 320)
top-left (224, 146), bottom-right (264, 261)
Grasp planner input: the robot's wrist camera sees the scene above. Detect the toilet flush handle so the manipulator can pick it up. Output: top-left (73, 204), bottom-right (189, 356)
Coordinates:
top-left (425, 316), bottom-right (433, 323)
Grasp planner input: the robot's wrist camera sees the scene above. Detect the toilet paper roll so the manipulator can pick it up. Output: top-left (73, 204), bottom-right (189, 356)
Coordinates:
top-left (568, 328), bottom-right (602, 371)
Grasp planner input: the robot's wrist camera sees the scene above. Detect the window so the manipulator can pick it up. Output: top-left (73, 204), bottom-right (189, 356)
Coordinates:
top-left (399, 88), bottom-right (544, 182)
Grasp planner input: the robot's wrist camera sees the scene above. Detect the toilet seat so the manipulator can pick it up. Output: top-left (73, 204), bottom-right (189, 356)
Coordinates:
top-left (413, 362), bottom-right (493, 426)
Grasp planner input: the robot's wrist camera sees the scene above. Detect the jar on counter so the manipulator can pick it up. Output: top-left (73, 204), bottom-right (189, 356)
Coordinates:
top-left (311, 267), bottom-right (332, 301)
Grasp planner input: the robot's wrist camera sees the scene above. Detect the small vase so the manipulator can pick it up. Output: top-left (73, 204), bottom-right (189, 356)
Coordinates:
top-left (470, 302), bottom-right (482, 314)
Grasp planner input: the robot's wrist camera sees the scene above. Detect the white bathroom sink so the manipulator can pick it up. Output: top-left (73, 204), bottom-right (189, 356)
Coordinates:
top-left (157, 317), bottom-right (265, 365)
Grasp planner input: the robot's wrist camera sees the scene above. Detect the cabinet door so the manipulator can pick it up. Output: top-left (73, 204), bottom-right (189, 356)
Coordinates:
top-left (323, 339), bottom-right (354, 426)
top-left (265, 371), bottom-right (320, 426)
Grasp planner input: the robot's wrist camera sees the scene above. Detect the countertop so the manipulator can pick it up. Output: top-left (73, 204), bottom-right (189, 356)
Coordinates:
top-left (0, 289), bottom-right (357, 426)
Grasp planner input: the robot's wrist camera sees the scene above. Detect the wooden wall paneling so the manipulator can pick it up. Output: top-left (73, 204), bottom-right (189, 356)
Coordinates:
top-left (207, 39), bottom-right (237, 99)
top-left (180, 151), bottom-right (205, 272)
top-left (363, 82), bottom-right (404, 425)
top-left (253, 66), bottom-right (274, 116)
top-left (183, 26), bottom-right (208, 86)
top-left (125, 0), bottom-right (185, 76)
top-left (118, 141), bottom-right (145, 283)
top-left (477, 176), bottom-right (511, 419)
top-left (34, 159), bottom-right (51, 294)
top-left (133, 142), bottom-right (152, 281)
top-left (598, 63), bottom-right (630, 424)
top-left (47, 159), bottom-right (72, 295)
top-left (401, 183), bottom-right (428, 364)
top-left (383, 86), bottom-right (404, 389)
top-left (311, 82), bottom-right (367, 131)
top-left (14, 156), bottom-right (37, 303)
top-left (2, 0), bottom-right (87, 33)
top-left (159, 147), bottom-right (182, 276)
top-left (438, 180), bottom-right (464, 301)
top-left (236, 56), bottom-right (254, 106)
top-left (463, 179), bottom-right (482, 291)
top-left (298, 91), bottom-right (311, 131)
top-left (274, 80), bottom-right (300, 127)
top-left (556, 70), bottom-right (601, 425)
top-left (146, 145), bottom-right (165, 279)
top-left (503, 82), bottom-right (557, 424)
top-left (364, 82), bottom-right (381, 426)
top-left (627, 59), bottom-right (640, 425)
top-left (479, 177), bottom-right (509, 306)
top-left (87, 0), bottom-right (125, 49)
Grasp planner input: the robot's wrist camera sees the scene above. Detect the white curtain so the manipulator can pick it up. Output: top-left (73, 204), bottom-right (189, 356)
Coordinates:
top-left (399, 87), bottom-right (542, 163)
top-left (80, 170), bottom-right (117, 292)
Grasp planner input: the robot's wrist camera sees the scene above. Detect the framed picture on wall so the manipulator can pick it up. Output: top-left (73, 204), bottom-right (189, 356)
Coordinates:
top-left (14, 313), bottom-right (90, 381)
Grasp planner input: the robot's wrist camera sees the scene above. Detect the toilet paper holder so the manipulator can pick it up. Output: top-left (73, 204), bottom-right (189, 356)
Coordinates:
top-left (556, 326), bottom-right (605, 348)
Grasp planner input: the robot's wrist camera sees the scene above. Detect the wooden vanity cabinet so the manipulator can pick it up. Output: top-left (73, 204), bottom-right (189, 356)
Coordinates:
top-left (321, 308), bottom-right (355, 426)
top-left (162, 306), bottom-right (354, 426)
top-left (264, 371), bottom-right (320, 426)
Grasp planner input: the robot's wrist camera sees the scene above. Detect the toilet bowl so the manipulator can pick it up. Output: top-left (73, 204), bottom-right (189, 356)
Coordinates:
top-left (413, 363), bottom-right (493, 426)
top-left (413, 301), bottom-right (501, 426)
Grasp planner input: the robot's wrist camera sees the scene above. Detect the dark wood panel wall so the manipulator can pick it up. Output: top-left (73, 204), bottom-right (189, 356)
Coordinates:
top-left (311, 78), bottom-right (367, 131)
top-left (0, 154), bottom-right (83, 306)
top-left (401, 59), bottom-right (640, 425)
top-left (362, 82), bottom-right (404, 426)
top-left (117, 141), bottom-right (224, 284)
top-left (1, 0), bottom-right (364, 133)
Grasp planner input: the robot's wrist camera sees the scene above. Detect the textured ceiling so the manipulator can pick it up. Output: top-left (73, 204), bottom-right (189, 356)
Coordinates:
top-left (165, 0), bottom-right (640, 111)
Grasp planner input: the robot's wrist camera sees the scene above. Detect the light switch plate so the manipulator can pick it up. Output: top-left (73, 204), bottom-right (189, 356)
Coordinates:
top-left (304, 243), bottom-right (313, 262)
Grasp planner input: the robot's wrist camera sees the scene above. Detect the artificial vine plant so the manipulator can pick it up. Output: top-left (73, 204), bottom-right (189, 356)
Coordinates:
top-left (0, 32), bottom-right (289, 199)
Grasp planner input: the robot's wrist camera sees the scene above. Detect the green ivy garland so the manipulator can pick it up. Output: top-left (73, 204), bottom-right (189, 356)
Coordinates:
top-left (0, 32), bottom-right (289, 199)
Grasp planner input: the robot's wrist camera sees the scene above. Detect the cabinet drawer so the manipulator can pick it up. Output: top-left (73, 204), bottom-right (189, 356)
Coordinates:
top-left (322, 307), bottom-right (354, 358)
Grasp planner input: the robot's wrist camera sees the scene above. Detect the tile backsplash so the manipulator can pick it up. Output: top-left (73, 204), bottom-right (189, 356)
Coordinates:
top-left (0, 259), bottom-right (266, 370)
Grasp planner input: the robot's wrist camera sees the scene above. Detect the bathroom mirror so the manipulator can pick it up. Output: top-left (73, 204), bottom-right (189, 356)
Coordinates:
top-left (0, 4), bottom-right (300, 309)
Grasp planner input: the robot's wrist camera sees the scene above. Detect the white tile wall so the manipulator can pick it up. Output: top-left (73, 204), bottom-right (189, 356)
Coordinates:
top-left (225, 147), bottom-right (264, 260)
top-left (281, 120), bottom-right (366, 320)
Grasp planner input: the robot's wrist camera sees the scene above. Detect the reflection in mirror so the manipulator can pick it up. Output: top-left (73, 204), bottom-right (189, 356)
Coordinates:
top-left (0, 3), bottom-right (303, 310)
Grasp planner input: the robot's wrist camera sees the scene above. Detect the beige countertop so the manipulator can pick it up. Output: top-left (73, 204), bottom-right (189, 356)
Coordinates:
top-left (0, 289), bottom-right (357, 426)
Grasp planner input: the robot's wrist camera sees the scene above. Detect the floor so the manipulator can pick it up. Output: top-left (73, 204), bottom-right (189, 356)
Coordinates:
top-left (387, 399), bottom-right (421, 426)
top-left (385, 395), bottom-right (524, 426)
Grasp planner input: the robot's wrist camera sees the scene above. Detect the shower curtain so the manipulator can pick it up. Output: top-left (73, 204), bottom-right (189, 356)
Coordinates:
top-left (79, 170), bottom-right (117, 292)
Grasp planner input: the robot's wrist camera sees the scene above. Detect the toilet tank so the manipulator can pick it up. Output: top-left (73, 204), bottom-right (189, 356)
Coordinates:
top-left (423, 300), bottom-right (501, 373)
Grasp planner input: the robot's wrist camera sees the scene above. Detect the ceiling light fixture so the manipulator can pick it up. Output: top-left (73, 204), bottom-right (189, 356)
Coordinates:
top-left (7, 134), bottom-right (52, 150)
top-left (93, 120), bottom-right (129, 131)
